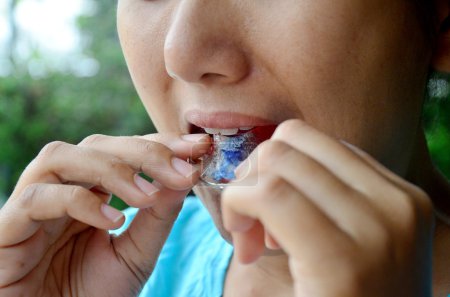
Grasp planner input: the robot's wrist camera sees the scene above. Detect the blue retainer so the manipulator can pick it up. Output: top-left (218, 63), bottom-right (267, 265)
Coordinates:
top-left (199, 132), bottom-right (259, 187)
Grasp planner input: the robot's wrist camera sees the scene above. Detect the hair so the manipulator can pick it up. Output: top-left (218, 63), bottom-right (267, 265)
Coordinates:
top-left (414, 0), bottom-right (439, 42)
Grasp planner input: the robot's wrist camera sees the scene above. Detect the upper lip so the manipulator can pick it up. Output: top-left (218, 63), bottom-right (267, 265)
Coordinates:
top-left (185, 110), bottom-right (277, 130)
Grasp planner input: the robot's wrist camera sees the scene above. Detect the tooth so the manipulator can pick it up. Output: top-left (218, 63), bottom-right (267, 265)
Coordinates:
top-left (219, 128), bottom-right (239, 135)
top-left (239, 126), bottom-right (254, 131)
top-left (204, 128), bottom-right (221, 134)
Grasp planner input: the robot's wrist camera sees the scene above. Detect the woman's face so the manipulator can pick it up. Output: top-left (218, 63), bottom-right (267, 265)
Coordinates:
top-left (117, 0), bottom-right (432, 240)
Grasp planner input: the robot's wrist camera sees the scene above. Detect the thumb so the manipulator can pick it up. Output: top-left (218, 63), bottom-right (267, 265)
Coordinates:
top-left (111, 182), bottom-right (189, 283)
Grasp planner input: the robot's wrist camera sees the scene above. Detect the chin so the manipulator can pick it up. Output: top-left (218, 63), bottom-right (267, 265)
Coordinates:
top-left (192, 185), bottom-right (234, 243)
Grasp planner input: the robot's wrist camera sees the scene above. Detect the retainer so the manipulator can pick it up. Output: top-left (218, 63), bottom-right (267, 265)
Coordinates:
top-left (190, 125), bottom-right (277, 189)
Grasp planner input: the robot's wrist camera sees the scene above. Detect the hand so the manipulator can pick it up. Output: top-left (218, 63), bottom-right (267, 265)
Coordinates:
top-left (222, 120), bottom-right (434, 297)
top-left (0, 133), bottom-right (210, 297)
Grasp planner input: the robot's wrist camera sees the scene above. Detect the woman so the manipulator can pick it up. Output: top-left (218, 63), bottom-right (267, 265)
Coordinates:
top-left (0, 0), bottom-right (449, 296)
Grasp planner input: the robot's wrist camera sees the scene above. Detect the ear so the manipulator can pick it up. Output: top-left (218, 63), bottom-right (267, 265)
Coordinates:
top-left (431, 0), bottom-right (450, 71)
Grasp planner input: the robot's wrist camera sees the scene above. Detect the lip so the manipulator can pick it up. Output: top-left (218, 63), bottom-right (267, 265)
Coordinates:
top-left (185, 110), bottom-right (278, 130)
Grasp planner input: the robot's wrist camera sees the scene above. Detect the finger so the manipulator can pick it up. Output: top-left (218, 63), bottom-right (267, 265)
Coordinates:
top-left (231, 220), bottom-right (266, 264)
top-left (0, 183), bottom-right (124, 247)
top-left (137, 133), bottom-right (211, 159)
top-left (220, 199), bottom-right (256, 233)
top-left (80, 136), bottom-right (203, 191)
top-left (111, 183), bottom-right (189, 282)
top-left (79, 133), bottom-right (211, 164)
top-left (252, 141), bottom-right (385, 241)
top-left (16, 142), bottom-right (197, 207)
top-left (271, 121), bottom-right (433, 230)
top-left (90, 185), bottom-right (113, 203)
top-left (265, 230), bottom-right (281, 250)
top-left (0, 228), bottom-right (48, 287)
top-left (65, 183), bottom-right (112, 203)
top-left (235, 139), bottom-right (393, 247)
top-left (223, 174), bottom-right (353, 261)
top-left (76, 134), bottom-right (210, 200)
top-left (270, 120), bottom-right (395, 197)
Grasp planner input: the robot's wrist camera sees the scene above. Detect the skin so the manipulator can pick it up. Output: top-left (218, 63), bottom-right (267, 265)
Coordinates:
top-left (0, 0), bottom-right (449, 296)
top-left (117, 0), bottom-right (450, 295)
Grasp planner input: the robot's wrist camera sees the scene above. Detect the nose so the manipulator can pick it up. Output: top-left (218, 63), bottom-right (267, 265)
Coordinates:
top-left (164, 1), bottom-right (249, 85)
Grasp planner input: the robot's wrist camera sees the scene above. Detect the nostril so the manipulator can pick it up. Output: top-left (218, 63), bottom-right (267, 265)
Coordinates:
top-left (199, 72), bottom-right (242, 85)
top-left (201, 73), bottom-right (226, 80)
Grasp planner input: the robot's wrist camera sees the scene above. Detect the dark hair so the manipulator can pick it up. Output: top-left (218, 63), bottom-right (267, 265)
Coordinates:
top-left (415, 0), bottom-right (438, 42)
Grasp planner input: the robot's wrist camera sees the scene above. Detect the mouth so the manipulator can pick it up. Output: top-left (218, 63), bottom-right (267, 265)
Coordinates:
top-left (187, 109), bottom-right (279, 136)
top-left (191, 125), bottom-right (260, 136)
top-left (186, 110), bottom-right (278, 187)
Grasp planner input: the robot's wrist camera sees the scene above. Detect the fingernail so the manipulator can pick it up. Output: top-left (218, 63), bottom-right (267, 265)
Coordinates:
top-left (181, 134), bottom-right (210, 143)
top-left (101, 204), bottom-right (124, 223)
top-left (172, 157), bottom-right (198, 178)
top-left (134, 174), bottom-right (160, 196)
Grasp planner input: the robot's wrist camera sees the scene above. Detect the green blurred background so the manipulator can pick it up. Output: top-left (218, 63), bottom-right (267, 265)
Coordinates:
top-left (0, 0), bottom-right (449, 210)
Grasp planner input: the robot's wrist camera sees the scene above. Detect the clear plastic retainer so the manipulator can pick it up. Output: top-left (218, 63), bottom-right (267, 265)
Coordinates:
top-left (190, 132), bottom-right (258, 189)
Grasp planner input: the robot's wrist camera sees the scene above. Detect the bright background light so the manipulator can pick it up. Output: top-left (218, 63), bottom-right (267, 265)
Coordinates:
top-left (0, 0), bottom-right (98, 77)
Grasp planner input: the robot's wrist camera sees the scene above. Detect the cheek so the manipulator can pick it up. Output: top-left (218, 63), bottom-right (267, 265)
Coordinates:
top-left (117, 2), bottom-right (174, 128)
top-left (245, 11), bottom-right (362, 137)
top-left (249, 1), bottom-right (428, 170)
top-left (118, 12), bottom-right (166, 92)
top-left (260, 3), bottom-right (422, 87)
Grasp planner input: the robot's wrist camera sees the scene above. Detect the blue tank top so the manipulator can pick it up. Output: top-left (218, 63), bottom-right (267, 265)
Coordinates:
top-left (110, 196), bottom-right (234, 297)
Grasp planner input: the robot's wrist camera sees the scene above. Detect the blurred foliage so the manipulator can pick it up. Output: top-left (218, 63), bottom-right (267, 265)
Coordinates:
top-left (0, 0), bottom-right (449, 210)
top-left (423, 72), bottom-right (450, 179)
top-left (0, 0), bottom-right (153, 208)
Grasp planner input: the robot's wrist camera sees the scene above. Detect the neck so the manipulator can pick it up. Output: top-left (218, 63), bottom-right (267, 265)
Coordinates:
top-left (406, 129), bottom-right (450, 295)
